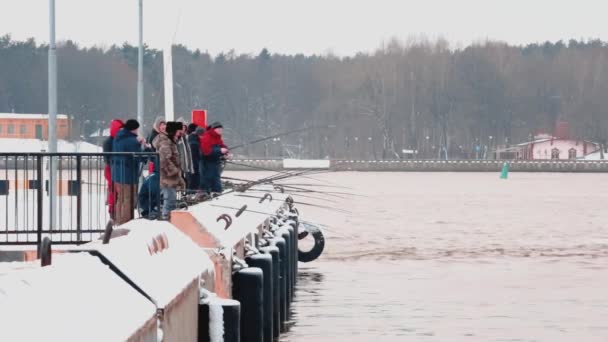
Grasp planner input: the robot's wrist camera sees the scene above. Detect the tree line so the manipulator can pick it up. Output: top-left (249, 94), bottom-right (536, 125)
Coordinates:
top-left (1, 34), bottom-right (607, 159)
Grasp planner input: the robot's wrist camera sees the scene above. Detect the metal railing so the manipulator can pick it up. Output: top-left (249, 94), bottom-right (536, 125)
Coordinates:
top-left (0, 152), bottom-right (159, 247)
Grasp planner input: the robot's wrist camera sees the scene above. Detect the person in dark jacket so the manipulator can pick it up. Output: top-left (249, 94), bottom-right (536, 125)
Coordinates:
top-left (187, 123), bottom-right (203, 190)
top-left (176, 118), bottom-right (195, 188)
top-left (102, 119), bottom-right (124, 219)
top-left (201, 121), bottom-right (229, 194)
top-left (111, 119), bottom-right (144, 225)
top-left (138, 172), bottom-right (160, 219)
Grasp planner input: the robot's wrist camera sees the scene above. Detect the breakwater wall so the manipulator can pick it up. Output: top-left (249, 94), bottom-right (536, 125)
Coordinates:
top-left (226, 159), bottom-right (608, 172)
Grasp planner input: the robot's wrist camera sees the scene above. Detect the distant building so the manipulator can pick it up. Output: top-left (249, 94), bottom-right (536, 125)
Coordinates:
top-left (495, 121), bottom-right (601, 160)
top-left (0, 113), bottom-right (69, 140)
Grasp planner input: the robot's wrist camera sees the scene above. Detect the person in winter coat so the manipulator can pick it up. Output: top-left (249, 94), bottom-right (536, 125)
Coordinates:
top-left (186, 123), bottom-right (202, 190)
top-left (176, 118), bottom-right (195, 188)
top-left (194, 126), bottom-right (206, 189)
top-left (201, 121), bottom-right (229, 194)
top-left (102, 119), bottom-right (124, 218)
top-left (152, 121), bottom-right (185, 220)
top-left (146, 116), bottom-right (166, 173)
top-left (138, 172), bottom-right (160, 219)
top-left (146, 116), bottom-right (166, 149)
top-left (111, 119), bottom-right (145, 225)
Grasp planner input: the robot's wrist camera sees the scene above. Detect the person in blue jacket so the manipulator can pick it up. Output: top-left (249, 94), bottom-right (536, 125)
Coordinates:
top-left (111, 119), bottom-right (145, 225)
top-left (138, 172), bottom-right (160, 220)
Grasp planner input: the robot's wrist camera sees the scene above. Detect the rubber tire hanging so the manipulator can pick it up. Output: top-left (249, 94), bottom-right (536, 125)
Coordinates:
top-left (297, 224), bottom-right (325, 263)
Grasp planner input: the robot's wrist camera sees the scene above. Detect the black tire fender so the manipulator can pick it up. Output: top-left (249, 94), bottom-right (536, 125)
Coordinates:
top-left (297, 224), bottom-right (325, 263)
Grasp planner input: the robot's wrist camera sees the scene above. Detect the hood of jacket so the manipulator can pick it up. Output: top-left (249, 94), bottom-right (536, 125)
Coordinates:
top-left (109, 119), bottom-right (124, 138)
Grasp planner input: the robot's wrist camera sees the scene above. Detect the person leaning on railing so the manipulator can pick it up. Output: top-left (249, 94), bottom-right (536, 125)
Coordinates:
top-left (152, 121), bottom-right (186, 220)
top-left (111, 119), bottom-right (148, 225)
top-left (146, 116), bottom-right (166, 174)
top-left (201, 122), bottom-right (230, 195)
top-left (102, 119), bottom-right (124, 220)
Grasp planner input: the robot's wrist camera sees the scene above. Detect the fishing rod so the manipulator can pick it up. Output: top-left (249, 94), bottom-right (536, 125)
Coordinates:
top-left (221, 175), bottom-right (257, 183)
top-left (210, 167), bottom-right (315, 199)
top-left (233, 193), bottom-right (352, 214)
top-left (225, 160), bottom-right (335, 184)
top-left (208, 203), bottom-right (355, 239)
top-left (211, 165), bottom-right (335, 201)
top-left (222, 173), bottom-right (349, 200)
top-left (245, 188), bottom-right (340, 203)
top-left (228, 124), bottom-right (336, 151)
top-left (271, 183), bottom-right (365, 198)
top-left (224, 167), bottom-right (324, 190)
top-left (275, 182), bottom-right (352, 190)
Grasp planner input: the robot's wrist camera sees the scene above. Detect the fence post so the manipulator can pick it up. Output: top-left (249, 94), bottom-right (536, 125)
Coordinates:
top-left (76, 155), bottom-right (82, 242)
top-left (36, 155), bottom-right (43, 257)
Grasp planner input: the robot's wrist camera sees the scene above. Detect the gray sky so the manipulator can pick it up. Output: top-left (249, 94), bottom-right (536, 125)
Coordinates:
top-left (1, 0), bottom-right (607, 56)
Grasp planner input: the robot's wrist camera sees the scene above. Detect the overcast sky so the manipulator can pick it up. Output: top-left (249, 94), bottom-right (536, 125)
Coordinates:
top-left (1, 0), bottom-right (607, 56)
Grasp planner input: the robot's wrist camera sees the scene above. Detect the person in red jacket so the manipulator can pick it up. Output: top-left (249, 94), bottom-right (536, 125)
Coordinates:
top-left (102, 119), bottom-right (124, 218)
top-left (200, 122), bottom-right (229, 194)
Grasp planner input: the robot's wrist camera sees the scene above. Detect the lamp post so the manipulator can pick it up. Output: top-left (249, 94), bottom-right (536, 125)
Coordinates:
top-left (48, 0), bottom-right (58, 230)
top-left (137, 0), bottom-right (144, 125)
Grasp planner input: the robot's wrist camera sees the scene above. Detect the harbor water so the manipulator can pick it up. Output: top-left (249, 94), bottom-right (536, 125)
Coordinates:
top-left (229, 171), bottom-right (608, 342)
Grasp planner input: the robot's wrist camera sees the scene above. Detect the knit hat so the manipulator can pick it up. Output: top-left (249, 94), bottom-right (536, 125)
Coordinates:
top-left (209, 121), bottom-right (223, 129)
top-left (166, 121), bottom-right (183, 136)
top-left (187, 123), bottom-right (198, 134)
top-left (124, 119), bottom-right (140, 131)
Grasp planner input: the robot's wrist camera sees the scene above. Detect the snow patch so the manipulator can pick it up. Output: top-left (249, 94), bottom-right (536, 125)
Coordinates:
top-left (283, 159), bottom-right (330, 169)
top-left (0, 138), bottom-right (101, 153)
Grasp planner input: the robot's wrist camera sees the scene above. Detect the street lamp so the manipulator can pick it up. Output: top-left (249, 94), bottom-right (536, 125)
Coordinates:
top-left (137, 0), bottom-right (144, 125)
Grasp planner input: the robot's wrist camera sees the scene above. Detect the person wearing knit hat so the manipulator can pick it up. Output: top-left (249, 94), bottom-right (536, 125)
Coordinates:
top-left (187, 123), bottom-right (205, 190)
top-left (111, 118), bottom-right (143, 225)
top-left (200, 121), bottom-right (229, 194)
top-left (123, 119), bottom-right (140, 131)
top-left (152, 121), bottom-right (185, 220)
top-left (175, 117), bottom-right (195, 187)
top-left (209, 121), bottom-right (223, 129)
top-left (187, 123), bottom-right (198, 135)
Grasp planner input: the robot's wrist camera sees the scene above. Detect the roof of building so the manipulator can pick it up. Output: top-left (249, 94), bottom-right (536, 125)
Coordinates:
top-left (0, 113), bottom-right (68, 120)
top-left (516, 137), bottom-right (599, 146)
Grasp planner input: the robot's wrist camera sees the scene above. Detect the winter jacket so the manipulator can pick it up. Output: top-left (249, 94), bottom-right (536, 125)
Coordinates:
top-left (146, 129), bottom-right (160, 152)
top-left (201, 129), bottom-right (226, 193)
top-left (138, 172), bottom-right (160, 217)
top-left (102, 119), bottom-right (124, 165)
top-left (177, 135), bottom-right (195, 174)
top-left (187, 133), bottom-right (201, 166)
top-left (201, 129), bottom-right (226, 161)
top-left (153, 133), bottom-right (185, 189)
top-left (111, 129), bottom-right (142, 184)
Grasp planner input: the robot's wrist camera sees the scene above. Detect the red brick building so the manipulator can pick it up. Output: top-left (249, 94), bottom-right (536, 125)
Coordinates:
top-left (0, 113), bottom-right (69, 139)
